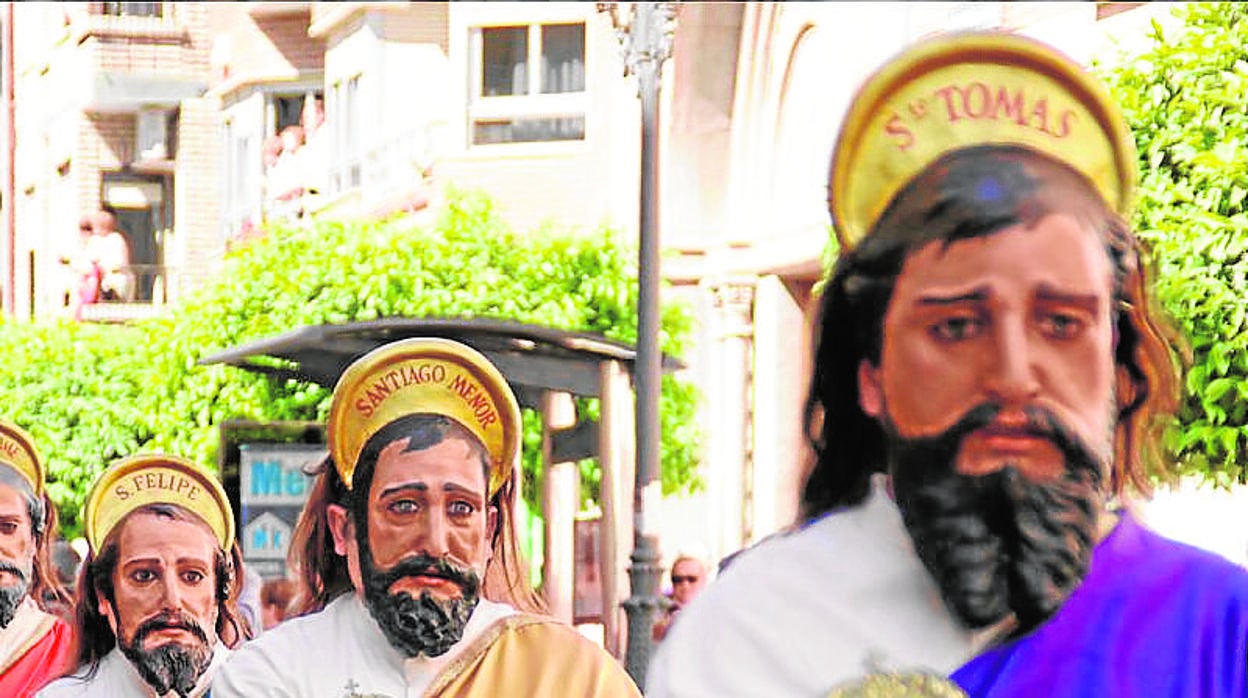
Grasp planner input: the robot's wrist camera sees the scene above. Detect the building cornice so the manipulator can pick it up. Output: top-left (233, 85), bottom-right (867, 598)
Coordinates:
top-left (246, 2), bottom-right (312, 20)
top-left (663, 232), bottom-right (825, 285)
top-left (307, 2), bottom-right (393, 40)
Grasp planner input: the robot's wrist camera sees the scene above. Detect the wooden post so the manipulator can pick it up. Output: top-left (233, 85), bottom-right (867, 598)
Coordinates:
top-left (599, 359), bottom-right (635, 657)
top-left (541, 391), bottom-right (579, 624)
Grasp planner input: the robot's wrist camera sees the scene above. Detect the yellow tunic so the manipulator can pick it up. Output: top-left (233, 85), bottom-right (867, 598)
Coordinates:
top-left (213, 594), bottom-right (639, 697)
top-left (427, 616), bottom-right (640, 698)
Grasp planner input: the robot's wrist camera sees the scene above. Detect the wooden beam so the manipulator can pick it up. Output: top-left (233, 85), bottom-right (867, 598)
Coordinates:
top-left (486, 351), bottom-right (602, 396)
top-left (551, 418), bottom-right (599, 463)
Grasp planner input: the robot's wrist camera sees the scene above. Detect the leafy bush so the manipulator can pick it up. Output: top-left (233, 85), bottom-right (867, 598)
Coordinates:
top-left (0, 189), bottom-right (700, 536)
top-left (0, 320), bottom-right (150, 526)
top-left (1099, 3), bottom-right (1248, 484)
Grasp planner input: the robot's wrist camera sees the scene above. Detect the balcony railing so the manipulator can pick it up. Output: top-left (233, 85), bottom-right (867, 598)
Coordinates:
top-left (72, 7), bottom-right (186, 44)
top-left (77, 264), bottom-right (178, 323)
top-left (362, 127), bottom-right (435, 199)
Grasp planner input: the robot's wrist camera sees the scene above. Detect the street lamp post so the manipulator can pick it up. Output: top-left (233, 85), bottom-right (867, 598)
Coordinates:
top-left (598, 1), bottom-right (678, 687)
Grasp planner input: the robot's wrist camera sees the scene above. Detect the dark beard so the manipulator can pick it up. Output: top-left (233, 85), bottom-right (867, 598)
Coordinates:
top-left (0, 560), bottom-right (29, 628)
top-left (360, 550), bottom-right (480, 658)
top-left (890, 403), bottom-right (1104, 635)
top-left (118, 610), bottom-right (214, 698)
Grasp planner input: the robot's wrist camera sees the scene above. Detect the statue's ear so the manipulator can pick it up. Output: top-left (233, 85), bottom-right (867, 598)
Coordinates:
top-left (485, 504), bottom-right (498, 564)
top-left (858, 360), bottom-right (884, 419)
top-left (326, 504), bottom-right (353, 557)
top-left (97, 589), bottom-right (116, 634)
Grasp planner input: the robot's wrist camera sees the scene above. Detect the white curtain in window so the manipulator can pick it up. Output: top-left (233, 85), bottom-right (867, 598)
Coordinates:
top-left (541, 24), bottom-right (584, 94)
top-left (483, 27), bottom-right (528, 97)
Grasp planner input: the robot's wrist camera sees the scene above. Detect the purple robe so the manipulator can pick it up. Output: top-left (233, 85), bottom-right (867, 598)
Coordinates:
top-left (953, 514), bottom-right (1248, 697)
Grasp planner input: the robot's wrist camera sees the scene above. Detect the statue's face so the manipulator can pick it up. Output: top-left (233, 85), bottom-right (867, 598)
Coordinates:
top-left (363, 436), bottom-right (494, 595)
top-left (101, 512), bottom-right (218, 695)
top-left (340, 434), bottom-right (496, 658)
top-left (860, 212), bottom-right (1116, 481)
top-left (0, 483), bottom-right (34, 627)
top-left (858, 213), bottom-right (1118, 631)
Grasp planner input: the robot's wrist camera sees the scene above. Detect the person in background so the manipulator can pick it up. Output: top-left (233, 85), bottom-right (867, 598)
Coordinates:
top-left (296, 95), bottom-right (327, 212)
top-left (87, 209), bottom-right (132, 303)
top-left (49, 541), bottom-right (79, 593)
top-left (235, 565), bottom-right (263, 638)
top-left (45, 540), bottom-right (81, 619)
top-left (266, 125), bottom-right (312, 221)
top-left (652, 555), bottom-right (708, 643)
top-left (259, 578), bottom-right (296, 631)
top-left (261, 135), bottom-right (283, 171)
top-left (62, 217), bottom-right (100, 321)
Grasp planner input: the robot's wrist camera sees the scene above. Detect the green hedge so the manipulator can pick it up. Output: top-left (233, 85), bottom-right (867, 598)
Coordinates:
top-left (1099, 3), bottom-right (1248, 484)
top-left (0, 189), bottom-right (701, 537)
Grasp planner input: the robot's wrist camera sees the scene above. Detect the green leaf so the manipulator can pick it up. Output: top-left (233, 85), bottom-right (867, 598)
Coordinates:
top-left (1206, 377), bottom-right (1235, 403)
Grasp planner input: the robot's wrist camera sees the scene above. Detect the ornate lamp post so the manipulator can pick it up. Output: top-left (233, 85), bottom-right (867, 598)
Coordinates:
top-left (598, 1), bottom-right (678, 687)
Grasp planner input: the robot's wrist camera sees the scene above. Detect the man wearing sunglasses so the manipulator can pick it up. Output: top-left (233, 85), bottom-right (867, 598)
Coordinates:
top-left (652, 556), bottom-right (707, 643)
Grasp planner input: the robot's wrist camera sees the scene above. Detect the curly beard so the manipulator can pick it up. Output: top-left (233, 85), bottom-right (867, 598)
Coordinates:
top-left (360, 550), bottom-right (480, 658)
top-left (0, 559), bottom-right (30, 628)
top-left (889, 403), bottom-right (1105, 635)
top-left (117, 610), bottom-right (214, 698)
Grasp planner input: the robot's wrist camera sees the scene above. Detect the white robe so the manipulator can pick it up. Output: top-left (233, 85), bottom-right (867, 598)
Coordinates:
top-left (646, 476), bottom-right (981, 697)
top-left (211, 593), bottom-right (518, 697)
top-left (38, 643), bottom-right (230, 698)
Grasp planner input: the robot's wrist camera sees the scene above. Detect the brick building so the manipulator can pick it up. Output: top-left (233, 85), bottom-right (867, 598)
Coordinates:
top-left (3, 2), bottom-right (217, 320)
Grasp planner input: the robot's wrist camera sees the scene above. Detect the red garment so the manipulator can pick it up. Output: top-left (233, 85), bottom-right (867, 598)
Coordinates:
top-left (73, 263), bottom-right (101, 321)
top-left (0, 617), bottom-right (73, 697)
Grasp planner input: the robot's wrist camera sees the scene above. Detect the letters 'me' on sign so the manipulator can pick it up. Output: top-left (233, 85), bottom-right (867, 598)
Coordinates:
top-left (239, 444), bottom-right (325, 506)
top-left (239, 443), bottom-right (325, 577)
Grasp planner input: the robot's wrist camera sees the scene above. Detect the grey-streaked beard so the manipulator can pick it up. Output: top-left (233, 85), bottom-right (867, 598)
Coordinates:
top-left (360, 550), bottom-right (480, 658)
top-left (889, 403), bottom-right (1105, 636)
top-left (117, 610), bottom-right (214, 698)
top-left (0, 559), bottom-right (30, 628)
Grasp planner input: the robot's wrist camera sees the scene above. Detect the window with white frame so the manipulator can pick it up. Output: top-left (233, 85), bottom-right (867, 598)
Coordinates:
top-left (220, 118), bottom-right (259, 238)
top-left (329, 75), bottom-right (362, 193)
top-left (470, 22), bottom-right (586, 145)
